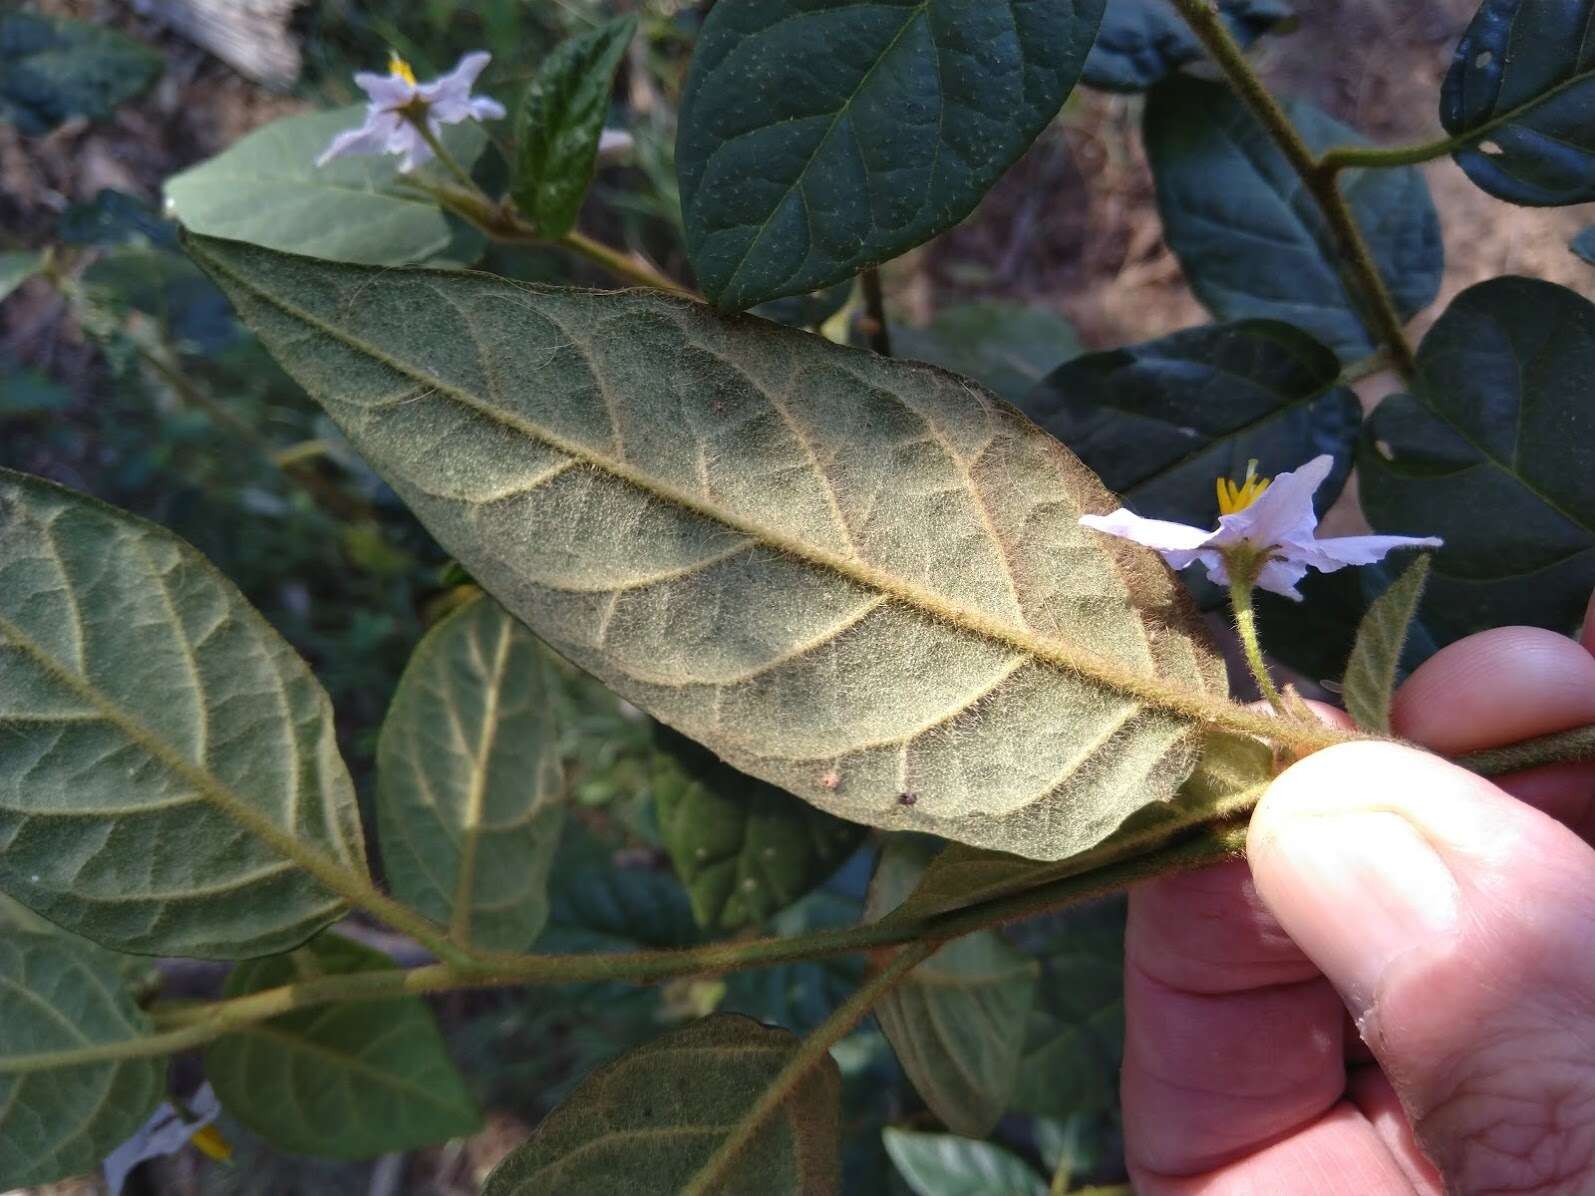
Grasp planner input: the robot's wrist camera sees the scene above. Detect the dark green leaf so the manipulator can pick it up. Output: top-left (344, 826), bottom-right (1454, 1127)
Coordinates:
top-left (751, 280), bottom-right (855, 330)
top-left (1574, 226), bottom-right (1595, 265)
top-left (0, 931), bottom-right (165, 1188)
top-left (882, 1128), bottom-right (1047, 1196)
top-left (483, 1014), bottom-right (842, 1195)
top-left (58, 188), bottom-right (178, 249)
top-left (0, 361), bottom-right (72, 416)
top-left (720, 891), bottom-right (866, 1033)
top-left (1342, 555), bottom-right (1432, 732)
top-left (1083, 0), bottom-right (1293, 92)
top-left (0, 12), bottom-right (162, 135)
top-left (894, 301), bottom-right (1083, 404)
top-left (1145, 76), bottom-right (1442, 360)
top-left (206, 933), bottom-right (482, 1158)
top-left (513, 15), bottom-right (637, 237)
top-left (1359, 277), bottom-right (1595, 644)
top-left (0, 250), bottom-right (44, 303)
top-left (867, 838), bottom-right (1038, 1136)
top-left (655, 724), bottom-right (866, 932)
top-left (539, 863), bottom-right (702, 956)
top-left (377, 593), bottom-right (565, 953)
top-left (1441, 0), bottom-right (1595, 206)
top-left (678, 0), bottom-right (1107, 309)
top-left (1024, 320), bottom-right (1359, 526)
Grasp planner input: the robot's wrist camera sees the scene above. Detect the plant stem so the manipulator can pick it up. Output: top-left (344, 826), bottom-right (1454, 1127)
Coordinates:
top-left (1228, 572), bottom-right (1287, 715)
top-left (1167, 0), bottom-right (1418, 379)
top-left (558, 228), bottom-right (698, 299)
top-left (406, 114), bottom-right (479, 192)
top-left (1319, 134), bottom-right (1461, 174)
top-left (680, 941), bottom-right (935, 1196)
top-left (1457, 722), bottom-right (1595, 777)
top-left (859, 267), bottom-right (892, 356)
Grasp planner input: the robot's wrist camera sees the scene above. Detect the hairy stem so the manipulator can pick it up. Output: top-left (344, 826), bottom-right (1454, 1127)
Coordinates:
top-left (1228, 572), bottom-right (1287, 715)
top-left (1167, 0), bottom-right (1418, 379)
top-left (1457, 722), bottom-right (1595, 777)
top-left (1319, 134), bottom-right (1461, 174)
top-left (859, 267), bottom-right (893, 356)
top-left (405, 114), bottom-right (479, 192)
top-left (681, 941), bottom-right (935, 1195)
top-left (558, 228), bottom-right (698, 299)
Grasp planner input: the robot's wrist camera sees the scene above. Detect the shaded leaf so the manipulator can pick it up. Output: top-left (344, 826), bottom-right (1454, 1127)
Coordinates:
top-left (678, 0), bottom-right (1107, 309)
top-left (1358, 277), bottom-right (1595, 644)
top-left (883, 1127), bottom-right (1047, 1196)
top-left (894, 301), bottom-right (1083, 404)
top-left (0, 250), bottom-right (44, 303)
top-left (1025, 320), bottom-right (1359, 525)
top-left (189, 236), bottom-right (1230, 863)
top-left (540, 862), bottom-right (702, 957)
top-left (1254, 560), bottom-right (1441, 685)
top-left (1145, 76), bottom-right (1442, 360)
top-left (483, 1014), bottom-right (841, 1195)
top-left (58, 188), bottom-right (179, 249)
top-left (1083, 0), bottom-right (1293, 92)
top-left (0, 471), bottom-right (366, 957)
top-left (513, 15), bottom-right (637, 237)
top-left (0, 931), bottom-right (164, 1188)
top-left (164, 107), bottom-right (486, 266)
top-left (83, 247), bottom-right (238, 356)
top-left (867, 838), bottom-right (1038, 1136)
top-left (1342, 555), bottom-right (1432, 733)
top-left (205, 933), bottom-right (481, 1159)
top-left (377, 592), bottom-right (565, 953)
top-left (655, 724), bottom-right (866, 932)
top-left (720, 890), bottom-right (866, 1034)
top-left (1441, 0), bottom-right (1595, 206)
top-left (0, 12), bottom-right (162, 135)
top-left (751, 280), bottom-right (855, 330)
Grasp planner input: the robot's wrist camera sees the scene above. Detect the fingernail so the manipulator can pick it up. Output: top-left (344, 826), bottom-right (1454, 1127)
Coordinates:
top-left (1259, 809), bottom-right (1460, 1018)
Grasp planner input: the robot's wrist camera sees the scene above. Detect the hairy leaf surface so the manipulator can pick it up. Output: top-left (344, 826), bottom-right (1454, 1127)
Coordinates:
top-left (1026, 320), bottom-right (1359, 526)
top-left (1342, 555), bottom-right (1431, 733)
top-left (190, 236), bottom-right (1230, 862)
top-left (483, 1014), bottom-right (841, 1194)
top-left (165, 108), bottom-right (485, 266)
top-left (1083, 0), bottom-right (1293, 92)
top-left (1441, 0), bottom-right (1595, 206)
top-left (867, 839), bottom-right (1038, 1136)
top-left (654, 725), bottom-right (865, 932)
top-left (377, 592), bottom-right (565, 952)
top-left (206, 934), bottom-right (481, 1158)
top-left (1146, 77), bottom-right (1442, 360)
top-left (513, 15), bottom-right (637, 237)
top-left (0, 470), bottom-right (365, 957)
top-left (677, 0), bottom-right (1106, 308)
top-left (0, 931), bottom-right (164, 1188)
top-left (1359, 278), bottom-right (1595, 644)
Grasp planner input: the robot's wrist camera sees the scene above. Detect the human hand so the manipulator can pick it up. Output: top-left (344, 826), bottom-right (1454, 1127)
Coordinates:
top-left (1121, 592), bottom-right (1595, 1194)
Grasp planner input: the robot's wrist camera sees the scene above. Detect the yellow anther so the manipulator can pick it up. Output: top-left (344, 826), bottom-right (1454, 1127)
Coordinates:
top-left (388, 53), bottom-right (417, 86)
top-left (189, 1124), bottom-right (233, 1164)
top-left (1216, 459), bottom-right (1271, 515)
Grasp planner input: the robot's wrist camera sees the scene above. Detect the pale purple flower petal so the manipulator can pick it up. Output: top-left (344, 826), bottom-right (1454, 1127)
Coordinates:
top-left (316, 109), bottom-right (403, 167)
top-left (385, 120), bottom-right (436, 172)
top-left (1254, 556), bottom-right (1313, 601)
top-left (354, 70), bottom-right (415, 109)
top-left (1210, 454), bottom-right (1333, 551)
top-left (318, 51), bottom-right (500, 171)
top-left (422, 51), bottom-right (495, 122)
top-left (467, 95), bottom-right (508, 121)
top-left (1292, 532), bottom-right (1444, 572)
top-left (104, 1085), bottom-right (221, 1195)
top-left (1079, 509), bottom-right (1215, 554)
top-left (598, 127), bottom-right (634, 160)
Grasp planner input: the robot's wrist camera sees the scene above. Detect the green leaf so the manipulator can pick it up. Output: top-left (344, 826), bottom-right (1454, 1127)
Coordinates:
top-left (83, 246), bottom-right (238, 356)
top-left (0, 12), bottom-right (162, 135)
top-left (1082, 0), bottom-right (1293, 92)
top-left (0, 930), bottom-right (165, 1188)
top-left (540, 862), bottom-right (702, 956)
top-left (205, 933), bottom-right (482, 1158)
top-left (1253, 561), bottom-right (1440, 685)
top-left (1359, 277), bottom-right (1595, 644)
top-left (188, 235), bottom-right (1231, 863)
top-left (1145, 76), bottom-right (1442, 360)
top-left (894, 301), bottom-right (1084, 404)
top-left (654, 724), bottom-right (866, 932)
top-left (376, 592), bottom-right (565, 953)
top-left (1341, 555), bottom-right (1432, 733)
top-left (0, 250), bottom-right (44, 303)
top-left (867, 838), bottom-right (1038, 1136)
top-left (1441, 0), bottom-right (1595, 206)
top-left (483, 1014), bottom-right (842, 1195)
top-left (513, 15), bottom-right (637, 237)
top-left (677, 0), bottom-right (1107, 309)
top-left (1024, 320), bottom-right (1359, 526)
top-left (751, 280), bottom-right (855, 330)
top-left (882, 1128), bottom-right (1048, 1196)
top-left (164, 107), bottom-right (486, 266)
top-left (720, 890), bottom-right (866, 1033)
top-left (0, 470), bottom-right (366, 958)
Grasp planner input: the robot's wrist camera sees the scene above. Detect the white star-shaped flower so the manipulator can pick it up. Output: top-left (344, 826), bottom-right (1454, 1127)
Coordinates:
top-left (1079, 455), bottom-right (1441, 600)
top-left (316, 51), bottom-right (506, 173)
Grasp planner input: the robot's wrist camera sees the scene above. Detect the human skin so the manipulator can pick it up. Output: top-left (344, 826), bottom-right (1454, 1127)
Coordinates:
top-left (1122, 590), bottom-right (1595, 1195)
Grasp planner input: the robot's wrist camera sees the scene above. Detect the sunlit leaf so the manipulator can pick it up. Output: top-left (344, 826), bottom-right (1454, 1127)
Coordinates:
top-left (1341, 554), bottom-right (1432, 733)
top-left (882, 1128), bottom-right (1047, 1196)
top-left (1441, 0), bottom-right (1595, 206)
top-left (0, 470), bottom-right (366, 958)
top-left (205, 933), bottom-right (481, 1159)
top-left (1359, 277), bottom-right (1595, 644)
top-left (483, 1014), bottom-right (841, 1195)
top-left (0, 12), bottom-right (162, 135)
top-left (677, 0), bottom-right (1106, 309)
top-left (377, 592), bottom-right (565, 952)
top-left (513, 15), bottom-right (637, 237)
top-left (0, 931), bottom-right (164, 1188)
top-left (190, 235), bottom-right (1231, 863)
top-left (1083, 0), bottom-right (1293, 92)
top-left (1145, 76), bottom-right (1442, 360)
top-left (164, 107), bottom-right (486, 266)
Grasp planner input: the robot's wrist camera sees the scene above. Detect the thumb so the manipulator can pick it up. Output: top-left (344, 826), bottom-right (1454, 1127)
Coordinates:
top-left (1249, 742), bottom-right (1595, 1194)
